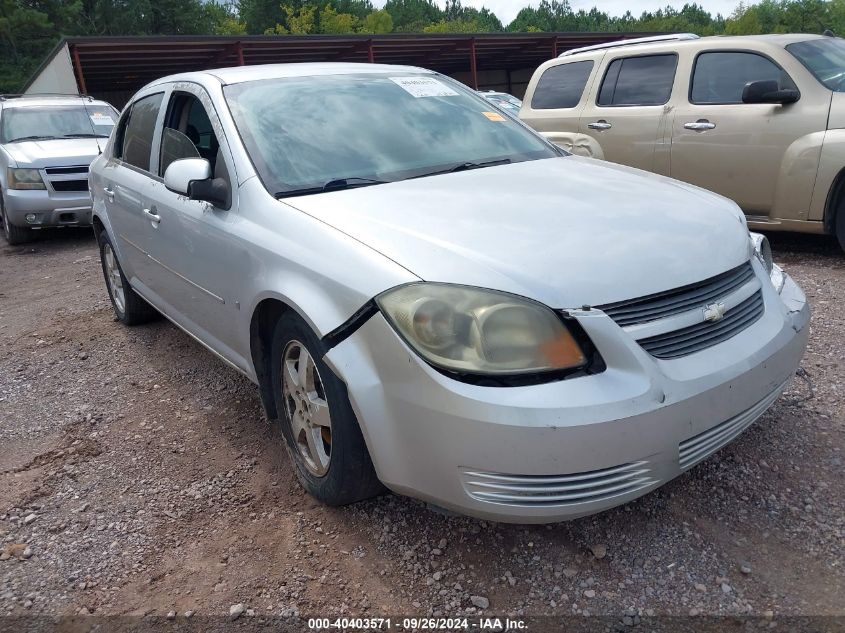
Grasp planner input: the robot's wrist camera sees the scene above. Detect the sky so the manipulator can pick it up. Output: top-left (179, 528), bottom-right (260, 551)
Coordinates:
top-left (370, 0), bottom-right (749, 26)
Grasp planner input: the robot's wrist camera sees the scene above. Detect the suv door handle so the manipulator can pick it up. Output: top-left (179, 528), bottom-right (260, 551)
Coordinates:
top-left (684, 119), bottom-right (716, 131)
top-left (587, 120), bottom-right (612, 130)
top-left (103, 186), bottom-right (115, 201)
top-left (143, 208), bottom-right (161, 225)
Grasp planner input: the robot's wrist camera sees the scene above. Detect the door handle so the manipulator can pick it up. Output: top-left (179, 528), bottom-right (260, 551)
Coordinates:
top-left (103, 186), bottom-right (115, 201)
top-left (684, 119), bottom-right (716, 131)
top-left (587, 120), bottom-right (612, 130)
top-left (143, 208), bottom-right (161, 225)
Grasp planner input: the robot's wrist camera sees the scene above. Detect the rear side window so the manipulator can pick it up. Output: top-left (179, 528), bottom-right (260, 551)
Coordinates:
top-left (118, 92), bottom-right (164, 172)
top-left (531, 61), bottom-right (594, 109)
top-left (597, 54), bottom-right (678, 106)
top-left (691, 51), bottom-right (796, 104)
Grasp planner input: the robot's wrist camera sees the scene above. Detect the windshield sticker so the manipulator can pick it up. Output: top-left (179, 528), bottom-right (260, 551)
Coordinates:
top-left (90, 112), bottom-right (114, 126)
top-left (481, 111), bottom-right (506, 122)
top-left (389, 77), bottom-right (459, 98)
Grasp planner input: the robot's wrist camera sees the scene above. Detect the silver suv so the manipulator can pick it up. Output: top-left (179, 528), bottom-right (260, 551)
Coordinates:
top-left (0, 94), bottom-right (118, 244)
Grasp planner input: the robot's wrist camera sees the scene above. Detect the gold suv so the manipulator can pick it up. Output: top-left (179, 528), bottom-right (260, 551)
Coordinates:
top-left (521, 33), bottom-right (845, 250)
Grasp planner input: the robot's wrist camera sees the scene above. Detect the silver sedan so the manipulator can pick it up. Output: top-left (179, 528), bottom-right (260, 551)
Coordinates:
top-left (89, 63), bottom-right (809, 523)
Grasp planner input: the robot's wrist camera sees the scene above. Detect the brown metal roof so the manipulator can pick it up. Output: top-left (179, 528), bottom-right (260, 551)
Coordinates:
top-left (29, 32), bottom-right (659, 97)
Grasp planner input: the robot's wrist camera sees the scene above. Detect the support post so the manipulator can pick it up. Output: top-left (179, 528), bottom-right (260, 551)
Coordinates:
top-left (368, 39), bottom-right (374, 63)
top-left (236, 41), bottom-right (245, 66)
top-left (553, 35), bottom-right (559, 58)
top-left (71, 45), bottom-right (87, 95)
top-left (470, 38), bottom-right (478, 90)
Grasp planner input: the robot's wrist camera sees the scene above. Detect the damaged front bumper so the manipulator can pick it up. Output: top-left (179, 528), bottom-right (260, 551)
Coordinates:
top-left (325, 271), bottom-right (809, 523)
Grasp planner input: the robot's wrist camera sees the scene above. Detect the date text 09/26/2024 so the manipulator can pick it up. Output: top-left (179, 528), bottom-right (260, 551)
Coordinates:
top-left (308, 617), bottom-right (528, 630)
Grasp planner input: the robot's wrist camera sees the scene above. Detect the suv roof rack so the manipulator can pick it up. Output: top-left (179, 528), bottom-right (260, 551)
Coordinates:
top-left (559, 33), bottom-right (700, 57)
top-left (0, 93), bottom-right (94, 102)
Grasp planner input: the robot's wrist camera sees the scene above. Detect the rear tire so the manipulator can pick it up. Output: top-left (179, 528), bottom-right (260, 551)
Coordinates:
top-left (837, 205), bottom-right (845, 252)
top-left (97, 231), bottom-right (158, 325)
top-left (1, 197), bottom-right (33, 245)
top-left (270, 311), bottom-right (384, 506)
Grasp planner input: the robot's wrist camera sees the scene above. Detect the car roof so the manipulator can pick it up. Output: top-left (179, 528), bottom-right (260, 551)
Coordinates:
top-left (0, 95), bottom-right (113, 109)
top-left (559, 33), bottom-right (829, 60)
top-left (148, 62), bottom-right (435, 89)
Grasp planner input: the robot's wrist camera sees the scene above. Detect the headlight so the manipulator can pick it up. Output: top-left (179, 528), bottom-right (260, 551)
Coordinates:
top-left (749, 232), bottom-right (785, 293)
top-left (7, 168), bottom-right (45, 190)
top-left (377, 283), bottom-right (588, 375)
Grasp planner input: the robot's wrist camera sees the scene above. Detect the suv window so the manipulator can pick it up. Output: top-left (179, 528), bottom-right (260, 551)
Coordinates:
top-left (691, 52), bottom-right (796, 104)
top-left (531, 61), bottom-right (594, 109)
top-left (117, 93), bottom-right (164, 172)
top-left (597, 54), bottom-right (678, 106)
top-left (160, 92), bottom-right (221, 176)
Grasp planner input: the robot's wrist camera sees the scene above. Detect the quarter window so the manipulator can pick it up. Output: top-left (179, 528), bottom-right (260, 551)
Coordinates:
top-left (597, 54), bottom-right (678, 106)
top-left (691, 52), bottom-right (796, 104)
top-left (531, 61), bottom-right (594, 109)
top-left (118, 93), bottom-right (164, 172)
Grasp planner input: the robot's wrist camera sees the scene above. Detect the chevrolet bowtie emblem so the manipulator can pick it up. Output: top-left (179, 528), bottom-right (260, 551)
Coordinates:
top-left (703, 302), bottom-right (727, 322)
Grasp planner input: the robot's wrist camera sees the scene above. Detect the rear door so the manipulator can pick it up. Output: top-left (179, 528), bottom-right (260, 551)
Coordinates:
top-left (579, 52), bottom-right (678, 173)
top-left (102, 90), bottom-right (165, 287)
top-left (519, 52), bottom-right (604, 155)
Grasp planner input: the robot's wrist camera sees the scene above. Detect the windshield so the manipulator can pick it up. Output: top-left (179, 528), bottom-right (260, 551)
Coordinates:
top-left (787, 38), bottom-right (845, 91)
top-left (223, 73), bottom-right (558, 196)
top-left (0, 104), bottom-right (118, 143)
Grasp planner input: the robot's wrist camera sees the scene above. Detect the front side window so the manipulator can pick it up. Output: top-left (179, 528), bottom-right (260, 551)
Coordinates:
top-left (531, 61), bottom-right (594, 109)
top-left (119, 92), bottom-right (164, 172)
top-left (787, 38), bottom-right (845, 92)
top-left (0, 103), bottom-right (118, 143)
top-left (691, 51), bottom-right (796, 104)
top-left (160, 93), bottom-right (220, 175)
top-left (224, 73), bottom-right (559, 197)
top-left (597, 54), bottom-right (678, 106)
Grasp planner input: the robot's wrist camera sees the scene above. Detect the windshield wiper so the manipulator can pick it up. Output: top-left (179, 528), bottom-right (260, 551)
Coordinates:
top-left (275, 177), bottom-right (389, 199)
top-left (63, 133), bottom-right (110, 138)
top-left (7, 135), bottom-right (61, 143)
top-left (410, 158), bottom-right (512, 179)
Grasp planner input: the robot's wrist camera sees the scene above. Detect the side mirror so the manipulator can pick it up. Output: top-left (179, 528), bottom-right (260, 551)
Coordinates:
top-left (742, 79), bottom-right (800, 105)
top-left (163, 157), bottom-right (230, 209)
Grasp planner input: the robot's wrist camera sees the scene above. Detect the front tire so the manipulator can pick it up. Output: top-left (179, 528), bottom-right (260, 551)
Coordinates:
top-left (1, 197), bottom-right (33, 245)
top-left (97, 231), bottom-right (158, 325)
top-left (837, 204), bottom-right (845, 252)
top-left (270, 312), bottom-right (383, 505)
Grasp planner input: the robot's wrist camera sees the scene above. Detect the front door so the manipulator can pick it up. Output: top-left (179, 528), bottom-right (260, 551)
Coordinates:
top-left (669, 50), bottom-right (827, 218)
top-left (142, 85), bottom-right (247, 369)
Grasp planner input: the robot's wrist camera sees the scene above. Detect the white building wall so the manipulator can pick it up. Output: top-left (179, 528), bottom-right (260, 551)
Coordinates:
top-left (25, 44), bottom-right (79, 95)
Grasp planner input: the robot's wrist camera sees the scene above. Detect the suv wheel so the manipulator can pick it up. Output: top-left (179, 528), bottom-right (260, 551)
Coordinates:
top-left (270, 312), bottom-right (383, 505)
top-left (97, 231), bottom-right (158, 325)
top-left (837, 204), bottom-right (845, 252)
top-left (1, 197), bottom-right (33, 245)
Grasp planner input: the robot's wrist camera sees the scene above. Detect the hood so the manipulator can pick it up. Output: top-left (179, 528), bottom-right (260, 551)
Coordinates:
top-left (285, 156), bottom-right (750, 308)
top-left (3, 137), bottom-right (106, 168)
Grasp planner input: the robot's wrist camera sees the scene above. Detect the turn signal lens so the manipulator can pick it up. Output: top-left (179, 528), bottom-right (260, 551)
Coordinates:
top-left (377, 283), bottom-right (587, 375)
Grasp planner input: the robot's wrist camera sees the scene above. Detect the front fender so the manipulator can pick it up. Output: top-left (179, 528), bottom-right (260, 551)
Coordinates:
top-left (771, 130), bottom-right (825, 221)
top-left (810, 128), bottom-right (845, 223)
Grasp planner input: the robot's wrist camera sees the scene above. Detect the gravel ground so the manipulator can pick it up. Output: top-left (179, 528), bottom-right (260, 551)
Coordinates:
top-left (0, 229), bottom-right (843, 627)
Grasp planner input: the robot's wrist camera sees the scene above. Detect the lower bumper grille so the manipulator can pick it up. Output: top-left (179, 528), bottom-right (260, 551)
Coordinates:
top-left (679, 378), bottom-right (789, 470)
top-left (51, 179), bottom-right (89, 192)
top-left (461, 461), bottom-right (656, 507)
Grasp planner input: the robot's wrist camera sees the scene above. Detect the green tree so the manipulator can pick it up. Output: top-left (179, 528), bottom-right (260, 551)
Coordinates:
top-left (267, 3), bottom-right (317, 33)
top-left (358, 8), bottom-right (393, 33)
top-left (383, 0), bottom-right (442, 32)
top-left (319, 4), bottom-right (357, 32)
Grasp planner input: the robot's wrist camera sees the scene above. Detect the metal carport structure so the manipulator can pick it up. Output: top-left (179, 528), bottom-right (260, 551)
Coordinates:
top-left (24, 32), bottom-right (657, 107)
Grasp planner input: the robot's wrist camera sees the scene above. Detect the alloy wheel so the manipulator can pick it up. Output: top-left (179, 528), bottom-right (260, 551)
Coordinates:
top-left (103, 243), bottom-right (126, 314)
top-left (281, 340), bottom-right (332, 477)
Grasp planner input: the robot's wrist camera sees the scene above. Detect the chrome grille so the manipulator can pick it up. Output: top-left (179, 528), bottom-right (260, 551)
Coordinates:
top-left (679, 378), bottom-right (789, 470)
top-left (599, 262), bottom-right (755, 327)
top-left (461, 461), bottom-right (656, 507)
top-left (638, 290), bottom-right (764, 359)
